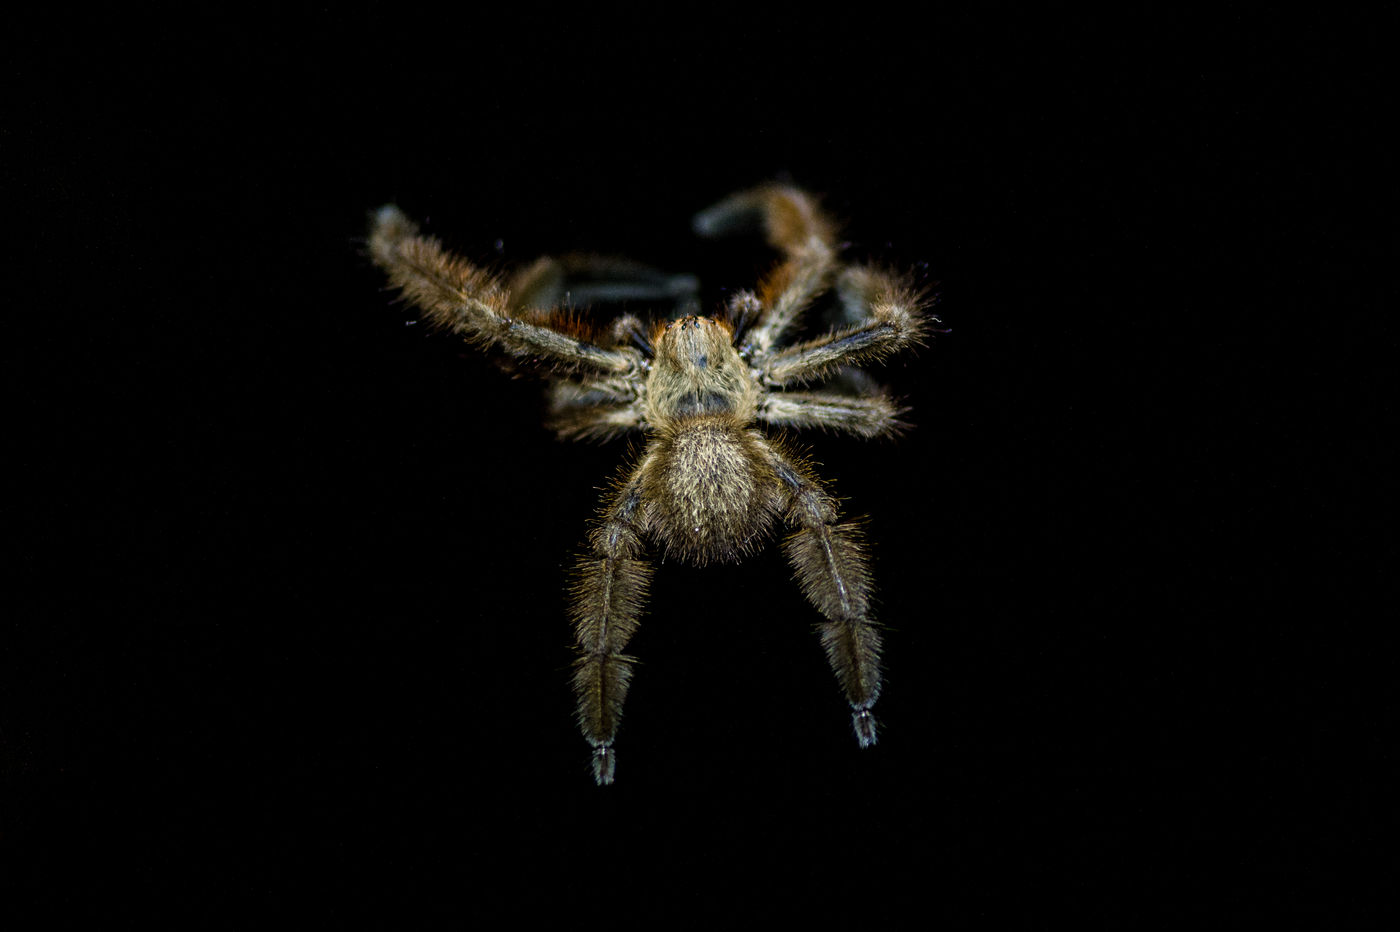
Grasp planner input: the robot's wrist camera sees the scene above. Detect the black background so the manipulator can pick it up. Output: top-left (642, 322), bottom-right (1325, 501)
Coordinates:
top-left (6, 7), bottom-right (1390, 923)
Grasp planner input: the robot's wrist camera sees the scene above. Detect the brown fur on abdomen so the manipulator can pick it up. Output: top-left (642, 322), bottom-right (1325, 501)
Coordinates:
top-left (642, 420), bottom-right (783, 564)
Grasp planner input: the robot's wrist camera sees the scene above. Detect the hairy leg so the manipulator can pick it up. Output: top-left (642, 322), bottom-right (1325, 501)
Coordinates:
top-left (765, 443), bottom-right (883, 747)
top-left (758, 265), bottom-right (928, 386)
top-left (757, 390), bottom-right (905, 438)
top-left (369, 207), bottom-right (643, 377)
top-left (693, 184), bottom-right (839, 355)
top-left (547, 389), bottom-right (648, 441)
top-left (510, 254), bottom-right (700, 315)
top-left (545, 370), bottom-right (649, 441)
top-left (570, 456), bottom-right (654, 784)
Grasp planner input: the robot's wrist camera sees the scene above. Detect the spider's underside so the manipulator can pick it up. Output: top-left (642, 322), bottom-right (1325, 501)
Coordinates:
top-left (369, 184), bottom-right (933, 784)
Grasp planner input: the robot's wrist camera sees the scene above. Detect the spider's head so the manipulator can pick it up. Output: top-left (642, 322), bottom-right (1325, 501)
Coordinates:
top-left (653, 315), bottom-right (732, 369)
top-left (646, 316), bottom-right (756, 423)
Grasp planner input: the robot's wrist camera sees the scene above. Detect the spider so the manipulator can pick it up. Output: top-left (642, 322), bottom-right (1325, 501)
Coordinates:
top-left (369, 184), bottom-right (934, 784)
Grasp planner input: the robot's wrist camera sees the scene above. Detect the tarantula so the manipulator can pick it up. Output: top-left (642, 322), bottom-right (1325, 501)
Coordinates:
top-left (369, 184), bottom-right (933, 784)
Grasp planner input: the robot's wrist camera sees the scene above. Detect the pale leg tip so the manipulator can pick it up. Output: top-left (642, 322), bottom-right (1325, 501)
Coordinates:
top-left (591, 745), bottom-right (616, 785)
top-left (853, 708), bottom-right (878, 748)
top-left (372, 204), bottom-right (402, 225)
top-left (691, 207), bottom-right (723, 238)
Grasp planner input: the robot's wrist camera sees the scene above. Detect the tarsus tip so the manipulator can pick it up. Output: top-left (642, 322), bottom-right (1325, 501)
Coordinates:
top-left (591, 746), bottom-right (616, 785)
top-left (853, 708), bottom-right (878, 748)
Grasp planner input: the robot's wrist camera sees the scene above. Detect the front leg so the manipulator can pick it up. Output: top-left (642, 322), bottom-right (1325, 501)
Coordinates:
top-left (693, 184), bottom-right (839, 355)
top-left (759, 266), bottom-right (928, 387)
top-left (369, 206), bottom-right (644, 378)
top-left (570, 458), bottom-right (654, 784)
top-left (768, 447), bottom-right (883, 747)
top-left (757, 389), bottom-right (905, 438)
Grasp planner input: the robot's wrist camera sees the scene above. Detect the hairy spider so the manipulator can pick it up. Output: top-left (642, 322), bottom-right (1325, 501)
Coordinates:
top-left (369, 184), bottom-right (934, 784)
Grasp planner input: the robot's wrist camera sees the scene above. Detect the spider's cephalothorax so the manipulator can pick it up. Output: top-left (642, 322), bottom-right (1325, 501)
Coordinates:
top-left (369, 185), bottom-right (934, 784)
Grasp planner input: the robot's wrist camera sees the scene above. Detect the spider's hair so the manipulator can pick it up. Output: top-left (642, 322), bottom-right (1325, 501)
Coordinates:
top-left (369, 206), bottom-right (640, 376)
top-left (369, 183), bottom-right (938, 784)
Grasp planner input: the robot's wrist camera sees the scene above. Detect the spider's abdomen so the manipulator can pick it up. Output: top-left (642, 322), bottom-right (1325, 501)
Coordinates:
top-left (642, 421), bottom-right (783, 565)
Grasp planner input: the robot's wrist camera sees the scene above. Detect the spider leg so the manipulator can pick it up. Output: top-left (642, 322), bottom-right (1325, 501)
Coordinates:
top-left (765, 444), bottom-right (883, 748)
top-left (758, 266), bottom-right (929, 387)
top-left (570, 457), bottom-right (654, 784)
top-left (545, 373), bottom-right (649, 441)
top-left (693, 184), bottom-right (839, 355)
top-left (509, 254), bottom-right (700, 316)
top-left (547, 382), bottom-right (648, 441)
top-left (369, 207), bottom-right (643, 377)
top-left (757, 389), bottom-right (905, 438)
